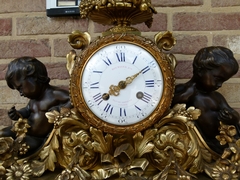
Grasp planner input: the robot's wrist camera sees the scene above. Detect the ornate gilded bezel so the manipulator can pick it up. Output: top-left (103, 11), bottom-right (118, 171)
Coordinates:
top-left (70, 33), bottom-right (175, 134)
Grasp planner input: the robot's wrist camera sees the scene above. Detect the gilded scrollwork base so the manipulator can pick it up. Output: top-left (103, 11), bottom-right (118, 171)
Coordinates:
top-left (1, 104), bottom-right (240, 179)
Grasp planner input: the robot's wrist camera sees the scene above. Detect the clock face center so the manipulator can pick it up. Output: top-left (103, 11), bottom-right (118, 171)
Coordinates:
top-left (100, 62), bottom-right (143, 107)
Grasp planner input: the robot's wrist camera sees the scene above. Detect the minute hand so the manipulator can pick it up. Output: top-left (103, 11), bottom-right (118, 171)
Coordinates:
top-left (125, 70), bottom-right (142, 85)
top-left (108, 70), bottom-right (142, 96)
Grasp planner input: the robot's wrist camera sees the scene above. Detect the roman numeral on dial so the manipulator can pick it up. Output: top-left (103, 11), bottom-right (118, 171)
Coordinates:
top-left (116, 52), bottom-right (125, 62)
top-left (102, 57), bottom-right (112, 66)
top-left (145, 80), bottom-right (154, 87)
top-left (142, 92), bottom-right (152, 103)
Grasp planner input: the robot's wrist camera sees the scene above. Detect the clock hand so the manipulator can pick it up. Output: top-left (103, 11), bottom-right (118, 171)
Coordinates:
top-left (125, 70), bottom-right (142, 86)
top-left (108, 70), bottom-right (142, 96)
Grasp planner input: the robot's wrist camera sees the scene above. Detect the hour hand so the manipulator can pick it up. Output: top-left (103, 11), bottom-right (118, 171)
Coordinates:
top-left (108, 70), bottom-right (142, 96)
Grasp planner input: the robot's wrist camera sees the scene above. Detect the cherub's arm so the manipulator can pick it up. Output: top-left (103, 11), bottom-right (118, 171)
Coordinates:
top-left (8, 104), bottom-right (31, 120)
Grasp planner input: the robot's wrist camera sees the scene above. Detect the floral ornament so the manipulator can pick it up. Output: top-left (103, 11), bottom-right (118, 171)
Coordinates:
top-left (212, 164), bottom-right (238, 180)
top-left (230, 139), bottom-right (240, 162)
top-left (19, 143), bottom-right (30, 155)
top-left (210, 122), bottom-right (240, 179)
top-left (6, 161), bottom-right (32, 180)
top-left (220, 139), bottom-right (240, 164)
top-left (216, 122), bottom-right (237, 146)
top-left (11, 118), bottom-right (30, 138)
top-left (0, 137), bottom-right (14, 161)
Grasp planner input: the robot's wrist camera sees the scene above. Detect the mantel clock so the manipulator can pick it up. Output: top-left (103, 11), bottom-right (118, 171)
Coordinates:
top-left (2, 1), bottom-right (236, 180)
top-left (68, 0), bottom-right (176, 134)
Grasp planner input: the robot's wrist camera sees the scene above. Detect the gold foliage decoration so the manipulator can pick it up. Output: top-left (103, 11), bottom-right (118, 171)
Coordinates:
top-left (148, 104), bottom-right (202, 178)
top-left (68, 30), bottom-right (91, 50)
top-left (30, 107), bottom-right (93, 177)
top-left (66, 50), bottom-right (78, 76)
top-left (154, 31), bottom-right (177, 51)
top-left (2, 105), bottom-right (240, 179)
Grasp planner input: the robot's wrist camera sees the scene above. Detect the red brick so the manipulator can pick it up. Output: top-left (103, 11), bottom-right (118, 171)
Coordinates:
top-left (211, 0), bottom-right (240, 7)
top-left (152, 0), bottom-right (203, 7)
top-left (174, 60), bottom-right (193, 79)
top-left (0, 39), bottom-right (51, 58)
top-left (17, 16), bottom-right (88, 35)
top-left (171, 34), bottom-right (208, 54)
top-left (45, 63), bottom-right (70, 80)
top-left (54, 38), bottom-right (75, 57)
top-left (93, 23), bottom-right (112, 34)
top-left (0, 19), bottom-right (12, 36)
top-left (93, 13), bottom-right (167, 33)
top-left (213, 35), bottom-right (240, 55)
top-left (0, 86), bottom-right (28, 104)
top-left (173, 12), bottom-right (240, 31)
top-left (0, 0), bottom-right (45, 13)
top-left (218, 83), bottom-right (240, 103)
top-left (134, 13), bottom-right (167, 32)
top-left (0, 64), bottom-right (8, 80)
top-left (236, 108), bottom-right (240, 115)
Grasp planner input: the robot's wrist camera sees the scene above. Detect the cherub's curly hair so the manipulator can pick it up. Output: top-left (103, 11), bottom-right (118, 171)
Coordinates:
top-left (5, 57), bottom-right (50, 89)
top-left (193, 46), bottom-right (239, 75)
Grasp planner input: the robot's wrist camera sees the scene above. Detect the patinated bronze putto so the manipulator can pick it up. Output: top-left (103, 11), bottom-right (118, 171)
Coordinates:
top-left (0, 0), bottom-right (239, 180)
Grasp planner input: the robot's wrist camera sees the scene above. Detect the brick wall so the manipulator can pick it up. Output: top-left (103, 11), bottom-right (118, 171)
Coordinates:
top-left (0, 0), bottom-right (239, 126)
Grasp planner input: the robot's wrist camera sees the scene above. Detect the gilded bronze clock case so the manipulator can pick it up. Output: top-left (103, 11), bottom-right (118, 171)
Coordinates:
top-left (70, 33), bottom-right (175, 134)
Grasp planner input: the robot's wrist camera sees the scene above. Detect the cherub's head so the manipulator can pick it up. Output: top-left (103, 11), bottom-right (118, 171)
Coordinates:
top-left (5, 57), bottom-right (50, 98)
top-left (192, 46), bottom-right (239, 92)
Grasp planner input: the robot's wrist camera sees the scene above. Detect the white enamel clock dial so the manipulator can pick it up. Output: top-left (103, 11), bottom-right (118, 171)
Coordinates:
top-left (81, 42), bottom-right (163, 126)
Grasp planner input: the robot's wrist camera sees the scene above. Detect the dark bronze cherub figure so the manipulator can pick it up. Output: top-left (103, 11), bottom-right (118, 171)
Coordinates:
top-left (0, 57), bottom-right (72, 156)
top-left (172, 46), bottom-right (240, 154)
